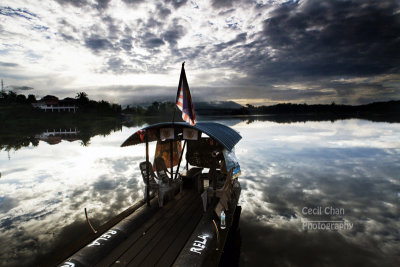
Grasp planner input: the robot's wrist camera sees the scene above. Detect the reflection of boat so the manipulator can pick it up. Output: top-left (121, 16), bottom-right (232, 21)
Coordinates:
top-left (35, 128), bottom-right (79, 145)
top-left (60, 122), bottom-right (242, 266)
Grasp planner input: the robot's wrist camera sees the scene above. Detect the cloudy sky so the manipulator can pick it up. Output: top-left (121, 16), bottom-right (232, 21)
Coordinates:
top-left (0, 0), bottom-right (399, 105)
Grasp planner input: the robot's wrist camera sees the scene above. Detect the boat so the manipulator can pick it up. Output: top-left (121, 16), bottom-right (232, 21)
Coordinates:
top-left (60, 62), bottom-right (242, 266)
top-left (59, 121), bottom-right (242, 266)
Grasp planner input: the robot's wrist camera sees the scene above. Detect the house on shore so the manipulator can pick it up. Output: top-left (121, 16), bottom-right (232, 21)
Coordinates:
top-left (32, 95), bottom-right (78, 112)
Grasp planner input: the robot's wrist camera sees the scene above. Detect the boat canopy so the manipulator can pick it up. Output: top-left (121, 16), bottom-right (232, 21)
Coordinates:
top-left (121, 122), bottom-right (241, 151)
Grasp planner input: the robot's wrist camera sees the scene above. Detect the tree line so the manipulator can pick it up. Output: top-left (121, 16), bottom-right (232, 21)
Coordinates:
top-left (233, 101), bottom-right (400, 115)
top-left (122, 101), bottom-right (176, 117)
top-left (0, 91), bottom-right (121, 115)
top-left (0, 90), bottom-right (37, 104)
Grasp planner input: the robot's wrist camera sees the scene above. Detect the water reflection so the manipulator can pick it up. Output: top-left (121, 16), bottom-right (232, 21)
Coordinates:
top-left (0, 126), bottom-right (153, 266)
top-left (35, 128), bottom-right (80, 145)
top-left (234, 119), bottom-right (400, 266)
top-left (0, 118), bottom-right (399, 266)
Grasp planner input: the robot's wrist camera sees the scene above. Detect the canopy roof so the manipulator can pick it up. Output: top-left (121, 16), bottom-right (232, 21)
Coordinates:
top-left (121, 122), bottom-right (241, 151)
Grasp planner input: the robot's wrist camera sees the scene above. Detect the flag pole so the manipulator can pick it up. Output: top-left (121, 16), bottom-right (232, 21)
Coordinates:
top-left (172, 105), bottom-right (176, 123)
top-left (171, 62), bottom-right (184, 183)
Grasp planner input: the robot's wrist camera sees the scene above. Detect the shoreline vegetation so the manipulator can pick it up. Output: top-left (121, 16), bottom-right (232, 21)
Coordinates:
top-left (121, 99), bottom-right (400, 124)
top-left (1, 90), bottom-right (399, 152)
top-left (0, 91), bottom-right (123, 152)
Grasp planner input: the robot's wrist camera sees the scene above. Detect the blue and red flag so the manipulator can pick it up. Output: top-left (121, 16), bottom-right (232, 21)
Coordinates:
top-left (176, 62), bottom-right (196, 125)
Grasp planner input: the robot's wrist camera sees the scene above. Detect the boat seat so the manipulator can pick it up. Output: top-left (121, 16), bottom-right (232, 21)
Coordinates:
top-left (139, 161), bottom-right (175, 207)
top-left (139, 161), bottom-right (159, 187)
top-left (154, 157), bottom-right (182, 194)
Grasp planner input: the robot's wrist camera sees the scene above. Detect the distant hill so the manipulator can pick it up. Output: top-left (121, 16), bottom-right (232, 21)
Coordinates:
top-left (195, 101), bottom-right (243, 115)
top-left (124, 100), bottom-right (243, 116)
top-left (235, 100), bottom-right (400, 115)
top-left (231, 100), bottom-right (400, 123)
top-left (195, 101), bottom-right (243, 110)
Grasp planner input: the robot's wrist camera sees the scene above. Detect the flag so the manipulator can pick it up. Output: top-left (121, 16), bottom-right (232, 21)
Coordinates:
top-left (176, 62), bottom-right (196, 125)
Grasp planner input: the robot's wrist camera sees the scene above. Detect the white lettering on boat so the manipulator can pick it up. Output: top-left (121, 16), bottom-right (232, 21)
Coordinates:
top-left (190, 235), bottom-right (208, 254)
top-left (88, 229), bottom-right (118, 247)
top-left (60, 262), bottom-right (75, 267)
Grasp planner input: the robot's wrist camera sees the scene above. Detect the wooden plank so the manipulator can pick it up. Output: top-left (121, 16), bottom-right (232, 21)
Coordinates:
top-left (173, 185), bottom-right (241, 267)
top-left (112, 192), bottom-right (198, 266)
top-left (129, 200), bottom-right (201, 267)
top-left (126, 194), bottom-right (200, 266)
top-left (99, 191), bottom-right (191, 266)
top-left (154, 199), bottom-right (203, 266)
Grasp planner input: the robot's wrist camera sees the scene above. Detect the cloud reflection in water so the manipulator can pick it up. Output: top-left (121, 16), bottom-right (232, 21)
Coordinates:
top-left (234, 119), bottom-right (400, 266)
top-left (0, 126), bottom-right (151, 266)
top-left (0, 120), bottom-right (399, 266)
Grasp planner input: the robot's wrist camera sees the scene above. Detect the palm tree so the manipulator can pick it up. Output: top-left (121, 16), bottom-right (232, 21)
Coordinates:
top-left (76, 92), bottom-right (89, 106)
top-left (76, 92), bottom-right (88, 100)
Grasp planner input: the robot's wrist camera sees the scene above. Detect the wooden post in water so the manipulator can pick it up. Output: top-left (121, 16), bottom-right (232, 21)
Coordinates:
top-left (145, 134), bottom-right (150, 207)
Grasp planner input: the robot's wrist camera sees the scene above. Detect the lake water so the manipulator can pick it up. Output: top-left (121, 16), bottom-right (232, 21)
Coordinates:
top-left (0, 118), bottom-right (399, 266)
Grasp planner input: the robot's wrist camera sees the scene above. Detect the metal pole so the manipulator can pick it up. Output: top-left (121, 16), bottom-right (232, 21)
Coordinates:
top-left (145, 134), bottom-right (150, 207)
top-left (211, 151), bottom-right (218, 202)
top-left (174, 140), bottom-right (186, 180)
top-left (170, 139), bottom-right (174, 182)
top-left (172, 105), bottom-right (177, 123)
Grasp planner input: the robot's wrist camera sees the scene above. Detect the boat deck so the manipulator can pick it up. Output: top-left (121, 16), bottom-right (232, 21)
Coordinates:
top-left (97, 191), bottom-right (203, 266)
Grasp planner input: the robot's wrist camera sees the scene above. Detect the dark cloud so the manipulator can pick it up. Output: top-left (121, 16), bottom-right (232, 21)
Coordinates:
top-left (141, 32), bottom-right (165, 49)
top-left (104, 57), bottom-right (144, 74)
top-left (214, 32), bottom-right (247, 52)
top-left (121, 0), bottom-right (146, 5)
top-left (162, 22), bottom-right (186, 47)
top-left (253, 0), bottom-right (400, 79)
top-left (32, 25), bottom-right (49, 32)
top-left (0, 61), bottom-right (18, 67)
top-left (55, 0), bottom-right (88, 7)
top-left (60, 33), bottom-right (78, 42)
top-left (58, 19), bottom-right (78, 33)
top-left (171, 45), bottom-right (206, 62)
top-left (185, 0), bottom-right (400, 103)
top-left (157, 3), bottom-right (172, 17)
top-left (119, 37), bottom-right (133, 51)
top-left (58, 19), bottom-right (79, 33)
top-left (84, 35), bottom-right (113, 52)
top-left (0, 6), bottom-right (37, 20)
top-left (95, 0), bottom-right (112, 10)
top-left (211, 0), bottom-right (240, 9)
top-left (144, 17), bottom-right (163, 29)
top-left (103, 15), bottom-right (121, 39)
top-left (8, 85), bottom-right (34, 91)
top-left (107, 57), bottom-right (125, 72)
top-left (58, 19), bottom-right (80, 42)
top-left (91, 85), bottom-right (175, 104)
top-left (164, 0), bottom-right (188, 9)
top-left (144, 37), bottom-right (165, 48)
